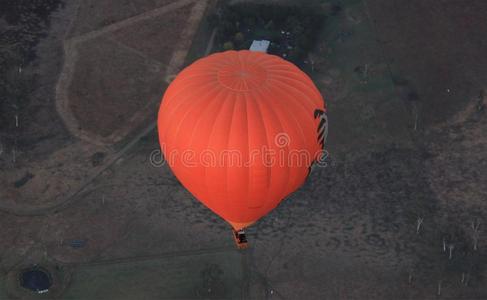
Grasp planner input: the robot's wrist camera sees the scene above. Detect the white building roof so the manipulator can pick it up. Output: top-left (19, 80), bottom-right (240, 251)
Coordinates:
top-left (249, 40), bottom-right (270, 53)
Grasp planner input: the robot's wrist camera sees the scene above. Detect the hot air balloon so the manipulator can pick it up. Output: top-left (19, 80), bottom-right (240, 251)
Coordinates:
top-left (158, 50), bottom-right (327, 248)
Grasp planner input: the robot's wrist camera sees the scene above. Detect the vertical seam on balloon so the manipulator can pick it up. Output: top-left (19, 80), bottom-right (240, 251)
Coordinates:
top-left (266, 61), bottom-right (321, 101)
top-left (160, 82), bottom-right (215, 145)
top-left (265, 89), bottom-right (300, 200)
top-left (222, 90), bottom-right (239, 218)
top-left (257, 84), bottom-right (291, 205)
top-left (161, 80), bottom-right (218, 120)
top-left (267, 83), bottom-right (309, 166)
top-left (253, 54), bottom-right (272, 88)
top-left (166, 81), bottom-right (223, 161)
top-left (241, 90), bottom-right (250, 222)
top-left (249, 88), bottom-right (272, 210)
top-left (237, 51), bottom-right (246, 92)
top-left (237, 50), bottom-right (244, 69)
top-left (183, 85), bottom-right (228, 198)
top-left (271, 79), bottom-right (316, 156)
top-left (252, 52), bottom-right (274, 66)
top-left (267, 75), bottom-right (324, 151)
top-left (185, 86), bottom-right (226, 148)
top-left (266, 77), bottom-right (317, 124)
top-left (268, 73), bottom-right (320, 107)
top-left (203, 88), bottom-right (235, 211)
top-left (164, 79), bottom-right (218, 107)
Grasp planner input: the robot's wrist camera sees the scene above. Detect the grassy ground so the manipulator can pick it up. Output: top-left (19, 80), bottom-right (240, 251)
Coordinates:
top-left (63, 251), bottom-right (243, 299)
top-left (0, 275), bottom-right (7, 299)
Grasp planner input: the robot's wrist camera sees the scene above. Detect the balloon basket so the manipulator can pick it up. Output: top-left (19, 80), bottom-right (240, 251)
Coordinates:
top-left (232, 229), bottom-right (248, 249)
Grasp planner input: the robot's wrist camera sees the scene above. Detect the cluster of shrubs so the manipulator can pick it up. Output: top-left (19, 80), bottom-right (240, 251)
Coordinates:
top-left (208, 2), bottom-right (325, 65)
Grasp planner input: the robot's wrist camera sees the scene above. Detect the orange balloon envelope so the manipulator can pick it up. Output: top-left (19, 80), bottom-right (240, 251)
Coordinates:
top-left (158, 50), bottom-right (326, 230)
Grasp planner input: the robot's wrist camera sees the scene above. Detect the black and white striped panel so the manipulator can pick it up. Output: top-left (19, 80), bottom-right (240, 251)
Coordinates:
top-left (314, 109), bottom-right (328, 150)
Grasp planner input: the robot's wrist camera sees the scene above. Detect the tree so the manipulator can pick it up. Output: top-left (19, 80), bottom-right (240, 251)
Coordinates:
top-left (223, 41), bottom-right (234, 51)
top-left (234, 32), bottom-right (245, 45)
